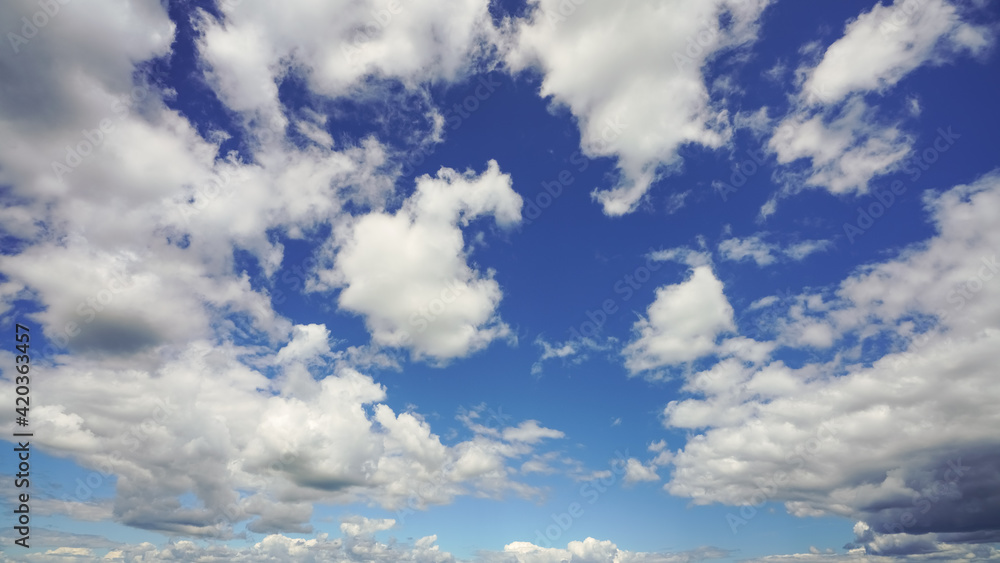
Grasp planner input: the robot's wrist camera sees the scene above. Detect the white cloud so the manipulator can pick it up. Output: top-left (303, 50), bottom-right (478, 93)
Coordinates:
top-left (530, 335), bottom-right (611, 375)
top-left (664, 190), bottom-right (692, 215)
top-left (647, 246), bottom-right (713, 269)
top-left (339, 516), bottom-right (396, 538)
top-left (535, 338), bottom-right (576, 361)
top-left (0, 14), bottom-right (545, 528)
top-left (507, 0), bottom-right (772, 215)
top-left (198, 0), bottom-right (499, 127)
top-left (502, 420), bottom-right (565, 445)
top-left (274, 324), bottom-right (331, 364)
top-left (661, 171), bottom-right (1000, 542)
top-left (519, 451), bottom-right (562, 476)
top-left (531, 337), bottom-right (576, 375)
top-left (647, 440), bottom-right (675, 466)
top-left (317, 160), bottom-right (521, 362)
top-left (768, 96), bottom-right (913, 196)
top-left (0, 0), bottom-right (313, 353)
top-left (761, 0), bottom-right (994, 205)
top-left (718, 235), bottom-right (778, 266)
top-left (785, 239), bottom-right (832, 261)
top-left (623, 266), bottom-right (735, 376)
top-left (622, 458), bottom-right (660, 485)
top-left (801, 0), bottom-right (993, 106)
top-left (0, 337), bottom-right (567, 535)
top-left (718, 235), bottom-right (830, 266)
top-left (749, 295), bottom-right (779, 310)
top-left (0, 0), bottom-right (437, 369)
top-left (31, 499), bottom-right (114, 523)
top-left (496, 538), bottom-right (728, 563)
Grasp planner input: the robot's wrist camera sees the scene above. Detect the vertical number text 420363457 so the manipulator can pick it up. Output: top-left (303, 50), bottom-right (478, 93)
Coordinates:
top-left (13, 323), bottom-right (33, 548)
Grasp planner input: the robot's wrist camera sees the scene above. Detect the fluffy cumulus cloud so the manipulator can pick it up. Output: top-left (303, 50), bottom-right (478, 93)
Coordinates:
top-left (622, 458), bottom-right (660, 485)
top-left (317, 160), bottom-right (521, 362)
top-left (623, 266), bottom-right (735, 376)
top-left (768, 96), bottom-right (913, 196)
top-left (274, 323), bottom-right (331, 364)
top-left (801, 0), bottom-right (994, 105)
top-left (762, 0), bottom-right (994, 207)
top-left (661, 171), bottom-right (1000, 545)
top-left (198, 0), bottom-right (499, 126)
top-left (507, 0), bottom-right (772, 215)
top-left (494, 538), bottom-right (729, 563)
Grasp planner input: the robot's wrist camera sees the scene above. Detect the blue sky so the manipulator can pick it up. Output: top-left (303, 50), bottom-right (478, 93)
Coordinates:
top-left (2, 0), bottom-right (1000, 561)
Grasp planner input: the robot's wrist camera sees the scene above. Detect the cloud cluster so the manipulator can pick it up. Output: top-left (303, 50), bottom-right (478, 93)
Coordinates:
top-left (2, 0), bottom-right (999, 559)
top-left (0, 334), bottom-right (568, 535)
top-left (0, 0), bottom-right (543, 539)
top-left (622, 266), bottom-right (735, 375)
top-left (198, 0), bottom-right (499, 128)
top-left (0, 0), bottom-right (411, 360)
top-left (508, 0), bottom-right (772, 215)
top-left (768, 96), bottom-right (913, 196)
top-left (763, 0), bottom-right (993, 208)
top-left (0, 527), bottom-right (731, 563)
top-left (660, 171), bottom-right (1000, 542)
top-left (317, 160), bottom-right (521, 362)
